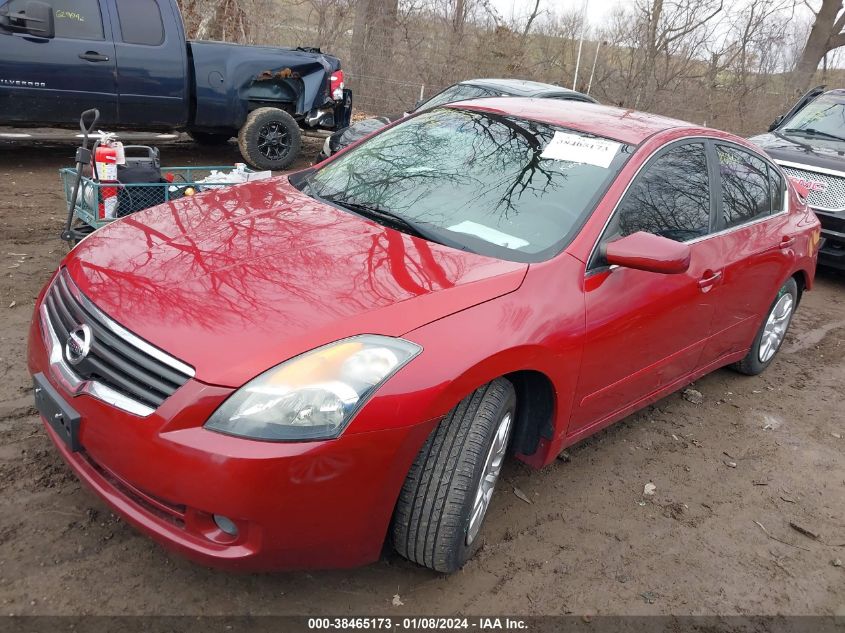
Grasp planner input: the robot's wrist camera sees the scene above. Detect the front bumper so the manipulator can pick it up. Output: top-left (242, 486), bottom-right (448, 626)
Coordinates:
top-left (27, 310), bottom-right (434, 571)
top-left (815, 209), bottom-right (845, 270)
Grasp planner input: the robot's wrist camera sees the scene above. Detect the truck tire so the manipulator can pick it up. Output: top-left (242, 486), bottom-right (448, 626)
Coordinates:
top-left (188, 130), bottom-right (233, 146)
top-left (238, 107), bottom-right (301, 171)
top-left (733, 277), bottom-right (798, 376)
top-left (391, 378), bottom-right (516, 573)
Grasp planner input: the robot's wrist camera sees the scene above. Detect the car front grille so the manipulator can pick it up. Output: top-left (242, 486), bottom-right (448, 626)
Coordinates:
top-left (40, 269), bottom-right (194, 416)
top-left (779, 164), bottom-right (845, 212)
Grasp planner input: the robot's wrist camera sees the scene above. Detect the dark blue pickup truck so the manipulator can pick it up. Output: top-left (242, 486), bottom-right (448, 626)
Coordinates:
top-left (0, 0), bottom-right (351, 169)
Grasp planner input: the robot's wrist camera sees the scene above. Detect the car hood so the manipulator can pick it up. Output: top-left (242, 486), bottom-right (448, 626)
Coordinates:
top-left (64, 177), bottom-right (527, 387)
top-left (749, 132), bottom-right (845, 172)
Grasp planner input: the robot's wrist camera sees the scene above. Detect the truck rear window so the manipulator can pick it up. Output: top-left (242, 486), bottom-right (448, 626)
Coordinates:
top-left (115, 0), bottom-right (164, 46)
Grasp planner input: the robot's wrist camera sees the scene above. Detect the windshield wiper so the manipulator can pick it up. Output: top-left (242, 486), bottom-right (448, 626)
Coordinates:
top-left (323, 196), bottom-right (463, 248)
top-left (783, 127), bottom-right (845, 143)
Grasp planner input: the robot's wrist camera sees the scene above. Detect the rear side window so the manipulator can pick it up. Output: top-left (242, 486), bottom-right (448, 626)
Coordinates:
top-left (610, 142), bottom-right (712, 243)
top-left (1, 0), bottom-right (104, 39)
top-left (115, 0), bottom-right (164, 46)
top-left (717, 145), bottom-right (771, 227)
top-left (769, 166), bottom-right (785, 213)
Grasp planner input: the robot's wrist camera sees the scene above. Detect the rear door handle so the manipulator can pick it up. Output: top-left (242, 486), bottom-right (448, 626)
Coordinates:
top-left (79, 51), bottom-right (110, 62)
top-left (698, 270), bottom-right (722, 291)
top-left (779, 236), bottom-right (796, 249)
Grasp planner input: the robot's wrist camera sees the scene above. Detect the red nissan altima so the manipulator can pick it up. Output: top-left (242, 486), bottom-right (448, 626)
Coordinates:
top-left (28, 99), bottom-right (820, 573)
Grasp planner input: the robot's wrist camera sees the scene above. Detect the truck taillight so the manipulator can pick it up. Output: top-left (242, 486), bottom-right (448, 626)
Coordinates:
top-left (330, 70), bottom-right (344, 100)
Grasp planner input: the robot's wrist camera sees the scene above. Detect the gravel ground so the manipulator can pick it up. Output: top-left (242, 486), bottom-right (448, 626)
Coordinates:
top-left (0, 138), bottom-right (842, 617)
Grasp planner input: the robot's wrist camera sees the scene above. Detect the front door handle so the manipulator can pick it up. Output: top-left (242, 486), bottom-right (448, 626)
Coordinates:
top-left (779, 236), bottom-right (796, 249)
top-left (698, 270), bottom-right (722, 292)
top-left (79, 51), bottom-right (110, 62)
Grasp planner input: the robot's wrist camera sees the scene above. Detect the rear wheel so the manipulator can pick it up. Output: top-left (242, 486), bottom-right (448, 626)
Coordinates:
top-left (237, 107), bottom-right (301, 171)
top-left (733, 277), bottom-right (798, 375)
top-left (391, 378), bottom-right (516, 573)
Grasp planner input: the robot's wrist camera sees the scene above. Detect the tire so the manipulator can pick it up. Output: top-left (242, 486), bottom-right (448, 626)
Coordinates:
top-left (237, 107), bottom-right (301, 171)
top-left (733, 277), bottom-right (798, 376)
top-left (188, 130), bottom-right (233, 146)
top-left (392, 378), bottom-right (516, 573)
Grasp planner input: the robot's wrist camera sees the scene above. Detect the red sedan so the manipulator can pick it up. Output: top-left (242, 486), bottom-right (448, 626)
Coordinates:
top-left (28, 99), bottom-right (820, 573)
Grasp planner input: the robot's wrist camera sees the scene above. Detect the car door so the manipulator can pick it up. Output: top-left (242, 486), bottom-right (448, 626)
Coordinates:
top-left (106, 0), bottom-right (188, 127)
top-left (698, 143), bottom-right (796, 364)
top-left (0, 0), bottom-right (117, 124)
top-left (569, 140), bottom-right (724, 435)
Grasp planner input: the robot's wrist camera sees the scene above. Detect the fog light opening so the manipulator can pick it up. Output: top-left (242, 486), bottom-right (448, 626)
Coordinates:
top-left (213, 514), bottom-right (238, 537)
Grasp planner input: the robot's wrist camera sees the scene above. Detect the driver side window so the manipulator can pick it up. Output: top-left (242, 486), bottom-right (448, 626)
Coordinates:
top-left (612, 142), bottom-right (712, 243)
top-left (590, 141), bottom-right (712, 270)
top-left (1, 0), bottom-right (104, 39)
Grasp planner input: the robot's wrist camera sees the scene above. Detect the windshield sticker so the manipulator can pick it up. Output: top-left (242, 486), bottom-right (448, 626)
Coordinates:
top-left (540, 132), bottom-right (621, 168)
top-left (447, 221), bottom-right (530, 249)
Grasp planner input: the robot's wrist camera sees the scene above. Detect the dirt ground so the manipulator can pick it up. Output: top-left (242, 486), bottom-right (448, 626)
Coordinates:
top-left (0, 138), bottom-right (842, 617)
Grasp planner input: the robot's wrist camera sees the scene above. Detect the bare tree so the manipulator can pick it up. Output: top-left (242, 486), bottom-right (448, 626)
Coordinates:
top-left (634, 0), bottom-right (724, 107)
top-left (351, 0), bottom-right (398, 81)
top-left (178, 0), bottom-right (281, 43)
top-left (793, 0), bottom-right (845, 92)
top-left (528, 7), bottom-right (583, 85)
top-left (305, 0), bottom-right (356, 51)
top-left (180, 0), bottom-right (251, 42)
top-left (699, 0), bottom-right (794, 127)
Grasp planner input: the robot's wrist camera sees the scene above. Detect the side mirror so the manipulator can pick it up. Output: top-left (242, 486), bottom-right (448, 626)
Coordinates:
top-left (604, 231), bottom-right (691, 275)
top-left (768, 115), bottom-right (784, 132)
top-left (5, 1), bottom-right (54, 38)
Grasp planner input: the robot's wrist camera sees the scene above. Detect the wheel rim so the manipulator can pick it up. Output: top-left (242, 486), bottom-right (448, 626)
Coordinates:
top-left (257, 121), bottom-right (290, 162)
top-left (759, 292), bottom-right (794, 363)
top-left (466, 411), bottom-right (513, 546)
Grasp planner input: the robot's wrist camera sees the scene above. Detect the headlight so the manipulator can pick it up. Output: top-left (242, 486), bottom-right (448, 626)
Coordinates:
top-left (204, 335), bottom-right (421, 441)
top-left (322, 136), bottom-right (332, 157)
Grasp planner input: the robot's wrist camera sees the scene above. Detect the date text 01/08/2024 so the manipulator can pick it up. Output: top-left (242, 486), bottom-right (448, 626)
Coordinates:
top-left (306, 617), bottom-right (528, 630)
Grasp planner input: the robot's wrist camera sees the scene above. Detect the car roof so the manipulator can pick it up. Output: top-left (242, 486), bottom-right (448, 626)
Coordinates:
top-left (450, 97), bottom-right (695, 145)
top-left (460, 78), bottom-right (592, 100)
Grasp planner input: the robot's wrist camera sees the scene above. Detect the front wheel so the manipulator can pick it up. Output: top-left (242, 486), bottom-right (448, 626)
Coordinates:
top-left (391, 378), bottom-right (516, 573)
top-left (733, 277), bottom-right (798, 375)
top-left (237, 107), bottom-right (301, 171)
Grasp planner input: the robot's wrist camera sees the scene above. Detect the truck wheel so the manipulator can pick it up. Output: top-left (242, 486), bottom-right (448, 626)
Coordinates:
top-left (392, 378), bottom-right (516, 573)
top-left (238, 108), bottom-right (301, 171)
top-left (188, 131), bottom-right (233, 146)
top-left (733, 277), bottom-right (798, 376)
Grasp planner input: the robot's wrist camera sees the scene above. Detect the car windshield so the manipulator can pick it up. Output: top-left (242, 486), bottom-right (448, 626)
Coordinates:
top-left (782, 94), bottom-right (845, 140)
top-left (300, 108), bottom-right (631, 262)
